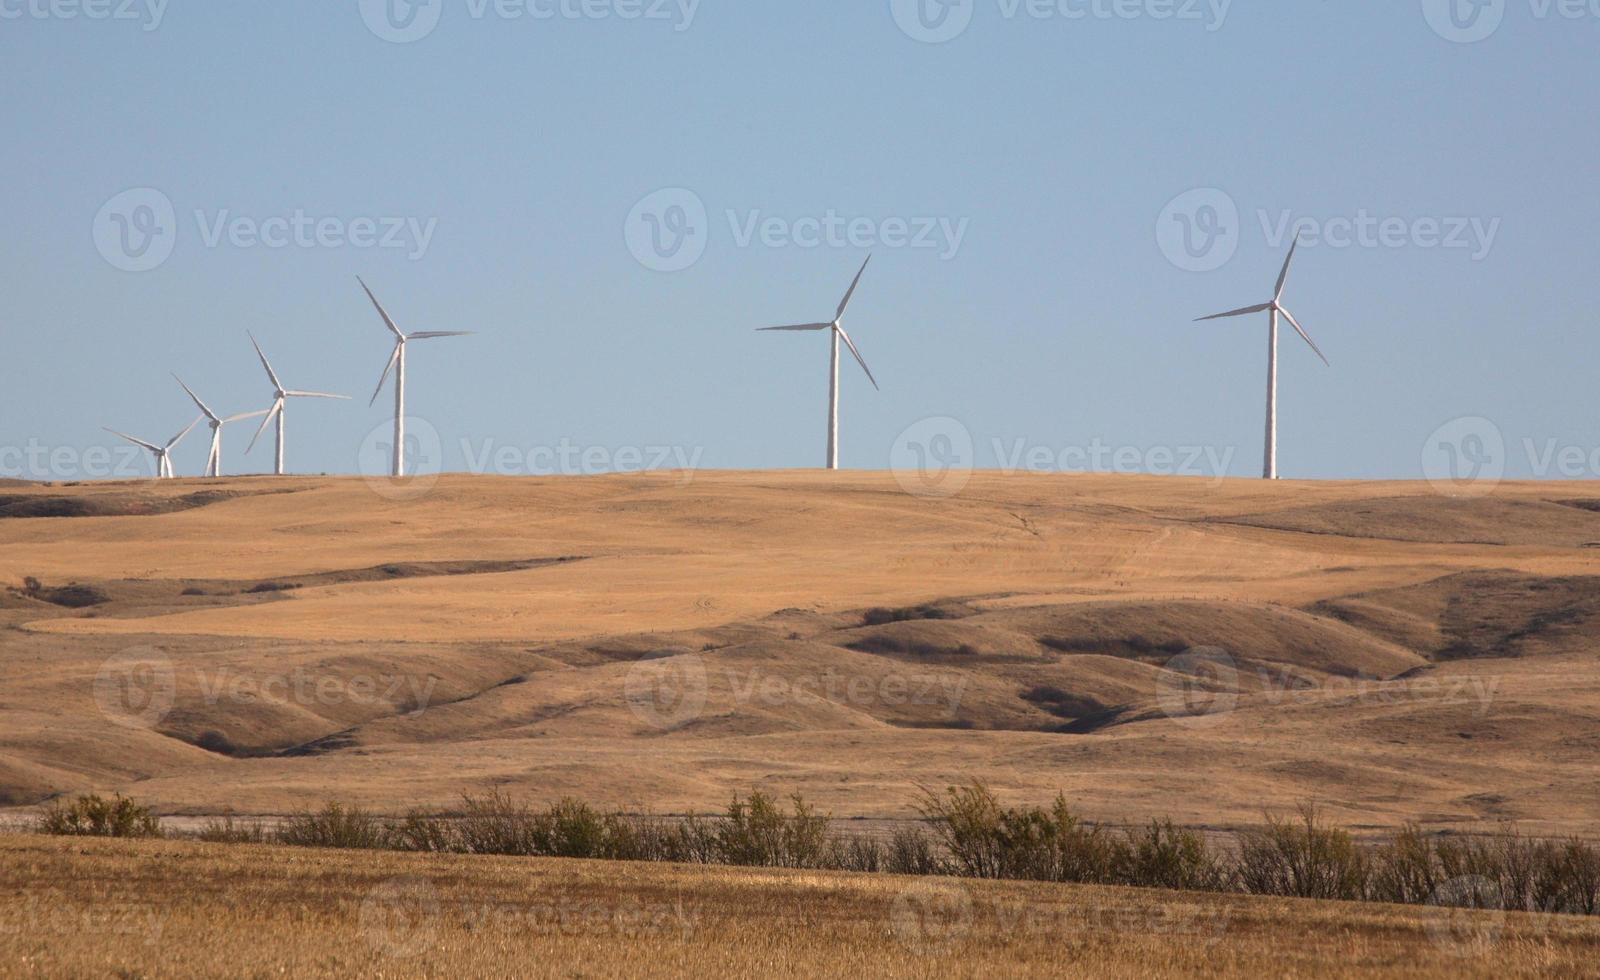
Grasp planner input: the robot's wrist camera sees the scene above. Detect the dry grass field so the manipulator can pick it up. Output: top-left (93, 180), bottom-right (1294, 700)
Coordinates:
top-left (3, 834), bottom-right (1597, 978)
top-left (5, 471), bottom-right (1600, 975)
top-left (3, 471), bottom-right (1598, 837)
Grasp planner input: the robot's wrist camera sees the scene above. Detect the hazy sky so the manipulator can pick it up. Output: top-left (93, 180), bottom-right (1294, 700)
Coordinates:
top-left (3, 1), bottom-right (1596, 483)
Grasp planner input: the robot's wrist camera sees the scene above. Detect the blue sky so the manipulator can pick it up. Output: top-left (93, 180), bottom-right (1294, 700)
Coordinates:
top-left (2, 1), bottom-right (1596, 481)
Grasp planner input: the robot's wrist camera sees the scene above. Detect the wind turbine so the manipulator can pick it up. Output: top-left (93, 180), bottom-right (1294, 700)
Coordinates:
top-left (104, 418), bottom-right (201, 479)
top-left (758, 255), bottom-right (880, 470)
top-left (173, 375), bottom-right (268, 478)
top-left (1195, 238), bottom-right (1330, 480)
top-left (358, 277), bottom-right (474, 478)
top-left (244, 332), bottom-right (349, 476)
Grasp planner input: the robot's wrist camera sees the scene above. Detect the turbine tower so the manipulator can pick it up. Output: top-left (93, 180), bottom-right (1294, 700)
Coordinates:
top-left (758, 255), bottom-right (880, 470)
top-left (245, 332), bottom-right (349, 476)
top-left (173, 375), bottom-right (268, 478)
top-left (358, 277), bottom-right (474, 478)
top-left (1195, 239), bottom-right (1329, 480)
top-left (104, 418), bottom-right (200, 479)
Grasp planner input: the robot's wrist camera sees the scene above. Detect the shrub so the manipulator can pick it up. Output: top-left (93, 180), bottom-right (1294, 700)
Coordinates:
top-left (537, 798), bottom-right (631, 860)
top-left (631, 814), bottom-right (720, 865)
top-left (887, 825), bottom-right (947, 877)
top-left (1238, 805), bottom-right (1369, 901)
top-left (196, 815), bottom-right (268, 845)
top-left (918, 781), bottom-right (1006, 879)
top-left (37, 794), bottom-right (162, 838)
top-left (393, 811), bottom-right (461, 854)
top-left (1123, 819), bottom-right (1228, 892)
top-left (22, 576), bottom-right (41, 594)
top-left (717, 792), bottom-right (832, 868)
top-left (829, 834), bottom-right (885, 873)
top-left (277, 802), bottom-right (390, 850)
top-left (457, 790), bottom-right (541, 856)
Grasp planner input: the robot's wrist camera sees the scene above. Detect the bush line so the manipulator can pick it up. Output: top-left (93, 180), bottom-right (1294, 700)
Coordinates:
top-left (31, 786), bottom-right (1600, 917)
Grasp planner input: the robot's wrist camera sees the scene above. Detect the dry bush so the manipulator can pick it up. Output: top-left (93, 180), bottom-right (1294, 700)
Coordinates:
top-left (196, 815), bottom-right (268, 845)
top-left (717, 792), bottom-right (832, 868)
top-left (276, 803), bottom-right (390, 850)
top-left (1123, 819), bottom-right (1229, 892)
top-left (457, 790), bottom-right (541, 856)
top-left (1238, 804), bottom-right (1369, 901)
top-left (37, 794), bottom-right (162, 839)
top-left (887, 825), bottom-right (947, 877)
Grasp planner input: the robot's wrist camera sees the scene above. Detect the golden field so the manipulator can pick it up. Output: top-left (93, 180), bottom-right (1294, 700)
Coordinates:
top-left (3, 834), bottom-right (1597, 978)
top-left (2, 472), bottom-right (1598, 835)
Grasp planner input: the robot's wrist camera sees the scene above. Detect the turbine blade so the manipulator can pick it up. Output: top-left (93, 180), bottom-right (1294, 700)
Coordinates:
top-left (173, 374), bottom-right (218, 422)
top-left (358, 277), bottom-right (405, 339)
top-left (166, 416), bottom-right (202, 451)
top-left (369, 344), bottom-right (402, 406)
top-left (1278, 306), bottom-right (1330, 366)
top-left (103, 427), bottom-right (161, 453)
top-left (222, 409), bottom-right (270, 424)
top-left (406, 331), bottom-right (473, 340)
top-left (1275, 238), bottom-right (1299, 301)
top-left (1195, 302), bottom-right (1272, 322)
top-left (246, 400), bottom-right (283, 454)
top-left (286, 391), bottom-right (350, 400)
top-left (835, 325), bottom-right (879, 391)
top-left (247, 332), bottom-right (283, 391)
top-left (835, 255), bottom-right (872, 320)
top-left (757, 323), bottom-right (832, 332)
